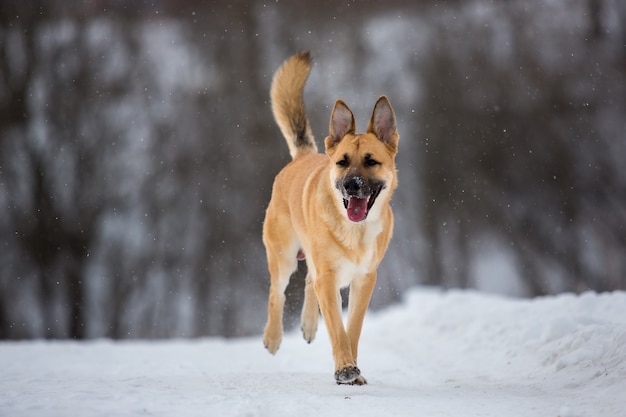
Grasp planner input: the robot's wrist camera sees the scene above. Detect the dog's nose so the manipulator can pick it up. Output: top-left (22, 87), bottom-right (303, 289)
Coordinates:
top-left (343, 177), bottom-right (364, 195)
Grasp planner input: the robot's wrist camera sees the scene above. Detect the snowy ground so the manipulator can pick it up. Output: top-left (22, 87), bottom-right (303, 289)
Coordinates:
top-left (1, 288), bottom-right (625, 417)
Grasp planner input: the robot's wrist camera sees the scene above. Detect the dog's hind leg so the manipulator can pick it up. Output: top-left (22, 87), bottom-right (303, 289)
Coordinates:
top-left (262, 210), bottom-right (299, 354)
top-left (300, 271), bottom-right (319, 343)
top-left (263, 243), bottom-right (298, 354)
top-left (263, 247), bottom-right (297, 354)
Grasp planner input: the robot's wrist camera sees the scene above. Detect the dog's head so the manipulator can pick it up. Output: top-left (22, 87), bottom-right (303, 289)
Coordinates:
top-left (325, 96), bottom-right (399, 223)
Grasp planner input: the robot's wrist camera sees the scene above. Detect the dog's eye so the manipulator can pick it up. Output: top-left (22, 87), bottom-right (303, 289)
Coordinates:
top-left (336, 155), bottom-right (349, 167)
top-left (364, 156), bottom-right (380, 167)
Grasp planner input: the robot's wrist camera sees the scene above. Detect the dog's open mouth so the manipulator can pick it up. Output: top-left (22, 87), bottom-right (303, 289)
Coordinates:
top-left (342, 186), bottom-right (382, 223)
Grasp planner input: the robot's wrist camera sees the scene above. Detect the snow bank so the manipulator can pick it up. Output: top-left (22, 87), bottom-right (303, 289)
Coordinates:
top-left (1, 288), bottom-right (625, 417)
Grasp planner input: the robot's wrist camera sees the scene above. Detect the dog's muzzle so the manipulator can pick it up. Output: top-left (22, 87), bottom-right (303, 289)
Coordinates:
top-left (338, 176), bottom-right (384, 223)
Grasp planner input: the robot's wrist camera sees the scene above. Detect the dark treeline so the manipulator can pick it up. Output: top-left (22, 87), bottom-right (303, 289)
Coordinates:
top-left (1, 0), bottom-right (624, 339)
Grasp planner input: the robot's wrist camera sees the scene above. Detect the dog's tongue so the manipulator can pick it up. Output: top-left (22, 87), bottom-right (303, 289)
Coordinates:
top-left (346, 197), bottom-right (368, 222)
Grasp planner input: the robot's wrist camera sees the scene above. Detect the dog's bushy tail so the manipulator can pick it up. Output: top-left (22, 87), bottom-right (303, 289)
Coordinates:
top-left (270, 51), bottom-right (317, 159)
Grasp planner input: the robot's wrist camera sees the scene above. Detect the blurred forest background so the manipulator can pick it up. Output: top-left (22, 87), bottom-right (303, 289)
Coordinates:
top-left (1, 0), bottom-right (625, 339)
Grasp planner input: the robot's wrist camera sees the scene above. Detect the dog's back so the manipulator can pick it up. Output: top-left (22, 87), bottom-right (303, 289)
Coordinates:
top-left (270, 51), bottom-right (317, 159)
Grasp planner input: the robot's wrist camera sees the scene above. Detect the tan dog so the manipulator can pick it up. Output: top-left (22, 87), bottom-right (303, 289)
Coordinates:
top-left (262, 51), bottom-right (399, 385)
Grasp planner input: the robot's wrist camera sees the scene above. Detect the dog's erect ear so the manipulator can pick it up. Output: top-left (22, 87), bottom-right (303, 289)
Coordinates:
top-left (367, 96), bottom-right (399, 151)
top-left (325, 100), bottom-right (356, 150)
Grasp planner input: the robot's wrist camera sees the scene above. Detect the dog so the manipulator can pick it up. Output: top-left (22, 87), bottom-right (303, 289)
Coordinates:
top-left (262, 51), bottom-right (399, 385)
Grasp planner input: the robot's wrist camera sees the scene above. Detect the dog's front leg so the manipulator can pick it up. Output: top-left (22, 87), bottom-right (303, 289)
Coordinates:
top-left (347, 271), bottom-right (376, 361)
top-left (314, 267), bottom-right (360, 384)
top-left (345, 271), bottom-right (377, 385)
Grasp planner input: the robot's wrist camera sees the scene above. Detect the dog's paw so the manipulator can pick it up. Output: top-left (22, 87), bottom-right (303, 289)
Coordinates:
top-left (263, 337), bottom-right (280, 355)
top-left (300, 320), bottom-right (318, 344)
top-left (334, 365), bottom-right (361, 384)
top-left (350, 375), bottom-right (368, 385)
top-left (263, 328), bottom-right (282, 355)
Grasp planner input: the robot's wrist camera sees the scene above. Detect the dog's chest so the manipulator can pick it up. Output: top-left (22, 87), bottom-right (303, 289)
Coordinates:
top-left (335, 248), bottom-right (376, 288)
top-left (334, 223), bottom-right (382, 288)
